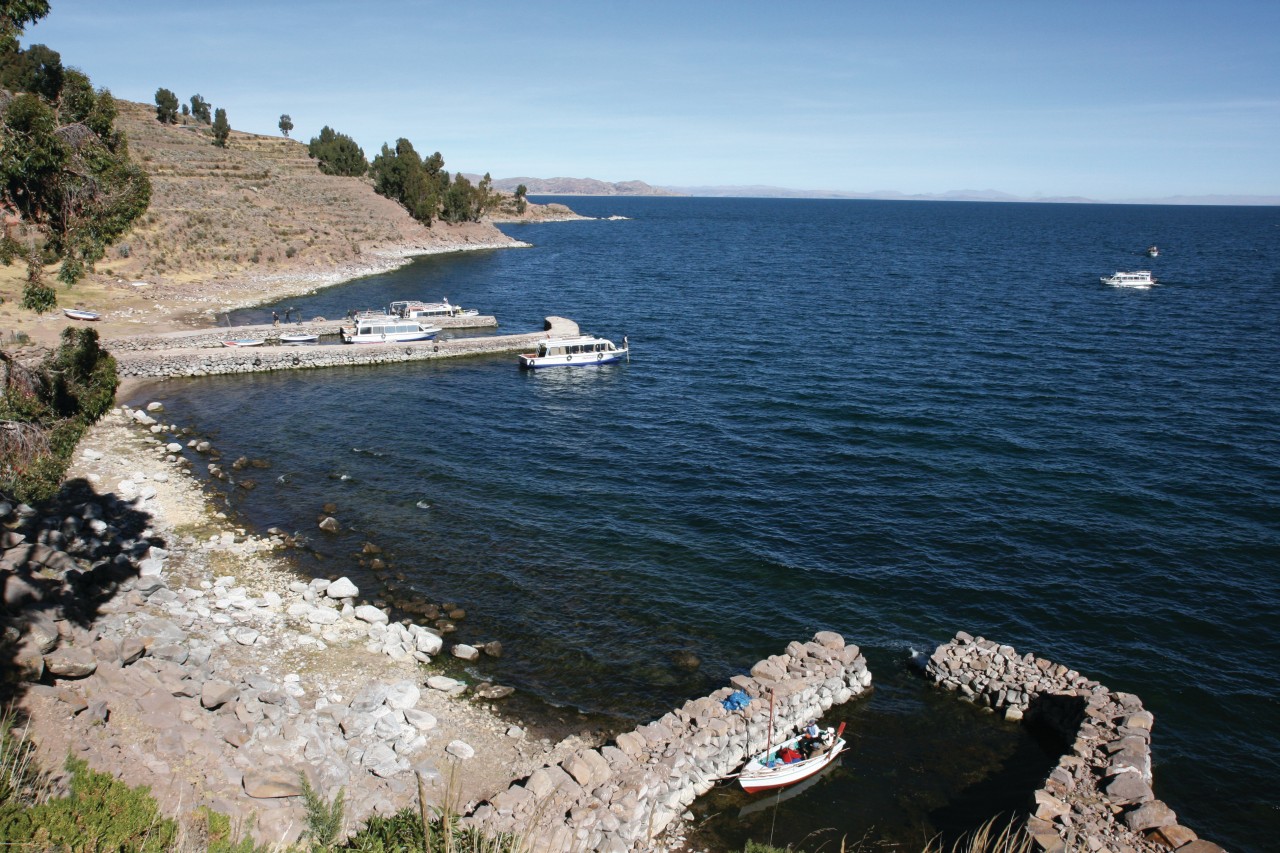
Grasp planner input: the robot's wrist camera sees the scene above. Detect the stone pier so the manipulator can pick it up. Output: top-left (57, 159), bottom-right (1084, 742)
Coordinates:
top-left (925, 632), bottom-right (1224, 853)
top-left (108, 317), bottom-right (581, 379)
top-left (463, 632), bottom-right (873, 851)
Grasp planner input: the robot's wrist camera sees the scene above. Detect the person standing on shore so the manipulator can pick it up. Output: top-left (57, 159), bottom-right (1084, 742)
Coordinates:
top-left (272, 311), bottom-right (280, 327)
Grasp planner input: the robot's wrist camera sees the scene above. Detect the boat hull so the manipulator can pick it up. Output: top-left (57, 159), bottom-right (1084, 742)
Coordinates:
top-left (518, 350), bottom-right (627, 369)
top-left (222, 339), bottom-right (264, 347)
top-left (63, 309), bottom-right (100, 321)
top-left (738, 734), bottom-right (847, 793)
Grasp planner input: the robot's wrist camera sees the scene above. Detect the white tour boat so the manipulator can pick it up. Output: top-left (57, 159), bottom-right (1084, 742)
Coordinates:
top-left (390, 299), bottom-right (479, 320)
top-left (1101, 270), bottom-right (1156, 289)
top-left (518, 335), bottom-right (628, 369)
top-left (738, 722), bottom-right (847, 794)
top-left (341, 313), bottom-right (441, 344)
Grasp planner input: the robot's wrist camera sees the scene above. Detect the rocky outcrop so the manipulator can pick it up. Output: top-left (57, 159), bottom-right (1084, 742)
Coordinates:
top-left (465, 632), bottom-right (873, 851)
top-left (925, 632), bottom-right (1225, 853)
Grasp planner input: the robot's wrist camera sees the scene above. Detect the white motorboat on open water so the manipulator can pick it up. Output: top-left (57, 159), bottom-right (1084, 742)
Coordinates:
top-left (1101, 270), bottom-right (1156, 289)
top-left (518, 335), bottom-right (628, 368)
top-left (390, 299), bottom-right (479, 320)
top-left (341, 312), bottom-right (440, 344)
top-left (738, 722), bottom-right (847, 794)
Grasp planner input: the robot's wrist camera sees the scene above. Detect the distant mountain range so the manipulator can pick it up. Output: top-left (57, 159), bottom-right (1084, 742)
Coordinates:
top-left (481, 176), bottom-right (1279, 206)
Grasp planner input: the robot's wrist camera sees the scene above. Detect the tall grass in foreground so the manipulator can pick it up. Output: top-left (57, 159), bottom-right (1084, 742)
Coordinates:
top-left (743, 814), bottom-right (1033, 853)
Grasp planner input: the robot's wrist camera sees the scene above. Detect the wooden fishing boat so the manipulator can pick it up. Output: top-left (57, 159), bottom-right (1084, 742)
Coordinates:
top-left (63, 308), bottom-right (100, 321)
top-left (738, 722), bottom-right (847, 793)
top-left (221, 339), bottom-right (265, 347)
top-left (279, 333), bottom-right (319, 344)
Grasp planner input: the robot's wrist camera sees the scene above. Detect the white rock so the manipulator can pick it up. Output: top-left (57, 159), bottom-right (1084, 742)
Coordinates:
top-left (233, 628), bottom-right (260, 646)
top-left (415, 632), bottom-right (443, 656)
top-left (326, 577), bottom-right (358, 599)
top-left (451, 643), bottom-right (480, 662)
top-left (445, 740), bottom-right (475, 760)
top-left (404, 708), bottom-right (437, 731)
top-left (166, 443), bottom-right (182, 453)
top-left (426, 676), bottom-right (460, 692)
top-left (308, 608), bottom-right (340, 625)
top-left (355, 604), bottom-right (389, 625)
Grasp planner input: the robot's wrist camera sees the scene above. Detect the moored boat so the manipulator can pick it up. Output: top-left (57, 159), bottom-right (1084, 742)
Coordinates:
top-left (738, 722), bottom-right (847, 794)
top-left (221, 338), bottom-right (265, 347)
top-left (390, 298), bottom-right (479, 320)
top-left (1101, 270), bottom-right (1156, 289)
top-left (63, 308), bottom-right (100, 321)
top-left (518, 335), bottom-right (628, 369)
top-left (279, 333), bottom-right (319, 344)
top-left (341, 312), bottom-right (440, 344)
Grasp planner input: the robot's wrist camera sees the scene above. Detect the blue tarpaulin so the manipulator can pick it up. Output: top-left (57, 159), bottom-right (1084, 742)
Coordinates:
top-left (721, 690), bottom-right (751, 711)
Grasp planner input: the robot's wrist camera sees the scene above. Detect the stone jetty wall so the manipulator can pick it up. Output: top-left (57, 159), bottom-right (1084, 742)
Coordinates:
top-left (105, 314), bottom-right (499, 353)
top-left (464, 633), bottom-right (873, 851)
top-left (110, 317), bottom-right (580, 379)
top-left (925, 632), bottom-right (1224, 853)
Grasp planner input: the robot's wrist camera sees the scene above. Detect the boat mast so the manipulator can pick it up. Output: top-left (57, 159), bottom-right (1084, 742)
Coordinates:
top-left (765, 688), bottom-right (775, 764)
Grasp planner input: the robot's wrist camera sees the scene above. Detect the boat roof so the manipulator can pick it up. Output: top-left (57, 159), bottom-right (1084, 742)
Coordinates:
top-left (539, 335), bottom-right (615, 345)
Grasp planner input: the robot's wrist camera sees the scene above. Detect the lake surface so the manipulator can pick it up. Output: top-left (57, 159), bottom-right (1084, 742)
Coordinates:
top-left (136, 198), bottom-right (1279, 851)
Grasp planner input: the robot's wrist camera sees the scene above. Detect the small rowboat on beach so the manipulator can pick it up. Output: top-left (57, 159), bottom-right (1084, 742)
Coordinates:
top-left (221, 339), bottom-right (265, 347)
top-left (63, 308), bottom-right (100, 321)
top-left (738, 722), bottom-right (847, 793)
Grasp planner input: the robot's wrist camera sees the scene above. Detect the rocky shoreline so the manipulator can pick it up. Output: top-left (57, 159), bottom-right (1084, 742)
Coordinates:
top-left (2, 404), bottom-right (602, 847)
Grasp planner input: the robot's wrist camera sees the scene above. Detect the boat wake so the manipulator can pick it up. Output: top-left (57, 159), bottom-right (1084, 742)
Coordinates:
top-left (352, 447), bottom-right (386, 458)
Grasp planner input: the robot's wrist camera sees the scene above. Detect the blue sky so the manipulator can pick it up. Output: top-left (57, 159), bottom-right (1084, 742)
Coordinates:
top-left (23, 1), bottom-right (1280, 199)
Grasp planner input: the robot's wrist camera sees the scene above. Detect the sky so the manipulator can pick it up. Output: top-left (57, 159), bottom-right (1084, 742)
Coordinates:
top-left (21, 1), bottom-right (1280, 200)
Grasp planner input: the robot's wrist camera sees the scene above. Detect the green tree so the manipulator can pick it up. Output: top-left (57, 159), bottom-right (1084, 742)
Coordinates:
top-left (0, 42), bottom-right (62, 100)
top-left (441, 173), bottom-right (475, 223)
top-left (515, 183), bottom-right (528, 214)
top-left (0, 0), bottom-right (49, 47)
top-left (58, 67), bottom-right (95, 122)
top-left (189, 93), bottom-right (210, 123)
top-left (278, 113), bottom-right (293, 137)
top-left (0, 92), bottom-right (66, 228)
top-left (153, 86), bottom-right (178, 123)
top-left (307, 126), bottom-right (366, 176)
top-left (211, 107), bottom-right (229, 147)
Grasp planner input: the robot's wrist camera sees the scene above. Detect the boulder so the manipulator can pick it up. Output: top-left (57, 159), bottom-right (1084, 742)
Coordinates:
top-left (318, 517), bottom-right (339, 533)
top-left (44, 647), bottom-right (97, 678)
top-left (243, 771), bottom-right (303, 798)
top-left (202, 680), bottom-right (239, 709)
top-left (1123, 800), bottom-right (1177, 832)
top-left (354, 604), bottom-right (388, 625)
top-left (326, 577), bottom-right (358, 598)
top-left (451, 643), bottom-right (480, 662)
top-left (446, 740), bottom-right (475, 760)
top-left (384, 681), bottom-right (421, 710)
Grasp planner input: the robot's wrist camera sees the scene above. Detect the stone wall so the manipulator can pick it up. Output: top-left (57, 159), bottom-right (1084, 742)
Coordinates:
top-left (925, 632), bottom-right (1225, 853)
top-left (110, 318), bottom-right (581, 379)
top-left (105, 315), bottom-right (498, 353)
top-left (464, 632), bottom-right (873, 851)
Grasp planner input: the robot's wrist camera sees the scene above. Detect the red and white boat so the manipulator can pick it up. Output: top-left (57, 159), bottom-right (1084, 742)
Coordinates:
top-left (738, 722), bottom-right (847, 793)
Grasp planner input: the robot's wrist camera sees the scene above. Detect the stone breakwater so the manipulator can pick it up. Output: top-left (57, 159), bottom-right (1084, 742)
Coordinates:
top-left (465, 632), bottom-right (873, 851)
top-left (925, 632), bottom-right (1225, 853)
top-left (105, 315), bottom-right (499, 353)
top-left (109, 317), bottom-right (581, 379)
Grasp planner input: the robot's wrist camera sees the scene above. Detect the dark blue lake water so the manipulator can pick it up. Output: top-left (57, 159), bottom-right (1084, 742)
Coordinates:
top-left (135, 198), bottom-right (1279, 851)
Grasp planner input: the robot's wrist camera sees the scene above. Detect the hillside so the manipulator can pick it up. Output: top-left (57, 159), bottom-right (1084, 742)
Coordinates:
top-left (1, 100), bottom-right (566, 346)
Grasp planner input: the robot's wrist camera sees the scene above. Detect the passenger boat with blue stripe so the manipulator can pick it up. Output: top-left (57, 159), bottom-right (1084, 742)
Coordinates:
top-left (518, 335), bottom-right (628, 369)
top-left (341, 312), bottom-right (441, 344)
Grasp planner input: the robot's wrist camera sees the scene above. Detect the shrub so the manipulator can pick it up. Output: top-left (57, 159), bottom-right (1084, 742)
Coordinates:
top-left (0, 756), bottom-right (177, 851)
